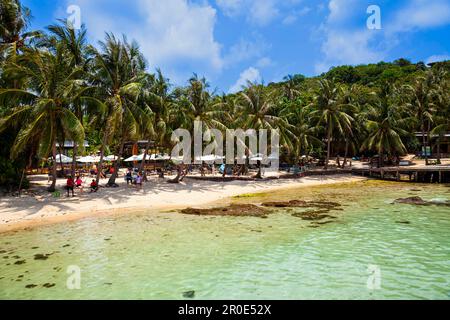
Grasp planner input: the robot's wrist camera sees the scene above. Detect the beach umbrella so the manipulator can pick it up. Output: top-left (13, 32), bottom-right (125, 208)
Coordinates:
top-left (149, 154), bottom-right (171, 161)
top-left (195, 154), bottom-right (224, 162)
top-left (124, 154), bottom-right (150, 162)
top-left (77, 156), bottom-right (99, 163)
top-left (105, 155), bottom-right (123, 162)
top-left (50, 154), bottom-right (73, 163)
top-left (250, 153), bottom-right (265, 161)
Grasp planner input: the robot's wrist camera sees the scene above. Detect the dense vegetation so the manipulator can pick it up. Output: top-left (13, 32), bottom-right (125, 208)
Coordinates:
top-left (1, 0), bottom-right (449, 191)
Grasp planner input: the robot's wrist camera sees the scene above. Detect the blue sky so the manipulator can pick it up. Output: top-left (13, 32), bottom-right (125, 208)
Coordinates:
top-left (23, 0), bottom-right (450, 93)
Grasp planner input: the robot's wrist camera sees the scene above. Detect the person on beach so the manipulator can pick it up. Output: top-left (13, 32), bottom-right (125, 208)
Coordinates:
top-left (75, 175), bottom-right (84, 193)
top-left (66, 176), bottom-right (75, 197)
top-left (135, 173), bottom-right (143, 188)
top-left (90, 179), bottom-right (98, 193)
top-left (125, 169), bottom-right (133, 185)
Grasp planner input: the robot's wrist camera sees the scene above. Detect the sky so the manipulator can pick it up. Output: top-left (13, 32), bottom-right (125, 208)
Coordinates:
top-left (22, 0), bottom-right (450, 94)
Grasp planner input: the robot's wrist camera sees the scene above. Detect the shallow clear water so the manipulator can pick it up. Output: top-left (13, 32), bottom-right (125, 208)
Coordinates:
top-left (0, 180), bottom-right (449, 300)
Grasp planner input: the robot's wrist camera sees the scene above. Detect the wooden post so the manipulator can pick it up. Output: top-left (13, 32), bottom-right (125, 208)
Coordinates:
top-left (397, 170), bottom-right (400, 181)
top-left (439, 171), bottom-right (442, 183)
top-left (415, 171), bottom-right (418, 182)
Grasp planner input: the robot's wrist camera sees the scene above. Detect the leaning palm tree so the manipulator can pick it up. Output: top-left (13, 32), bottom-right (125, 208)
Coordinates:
top-left (88, 33), bottom-right (146, 186)
top-left (46, 20), bottom-right (90, 176)
top-left (361, 83), bottom-right (408, 166)
top-left (0, 44), bottom-right (86, 191)
top-left (309, 79), bottom-right (354, 169)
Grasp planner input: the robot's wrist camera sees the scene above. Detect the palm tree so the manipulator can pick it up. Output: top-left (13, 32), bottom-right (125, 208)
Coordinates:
top-left (88, 33), bottom-right (145, 186)
top-left (280, 99), bottom-right (322, 163)
top-left (0, 44), bottom-right (86, 191)
top-left (361, 83), bottom-right (407, 166)
top-left (309, 79), bottom-right (353, 169)
top-left (403, 73), bottom-right (435, 164)
top-left (0, 0), bottom-right (41, 60)
top-left (235, 82), bottom-right (294, 177)
top-left (46, 20), bottom-right (90, 177)
top-left (429, 69), bottom-right (450, 164)
top-left (282, 75), bottom-right (302, 101)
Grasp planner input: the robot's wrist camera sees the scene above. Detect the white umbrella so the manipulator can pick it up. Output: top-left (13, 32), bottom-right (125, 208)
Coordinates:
top-left (77, 156), bottom-right (99, 163)
top-left (50, 154), bottom-right (73, 163)
top-left (149, 154), bottom-right (171, 161)
top-left (105, 155), bottom-right (123, 162)
top-left (195, 154), bottom-right (224, 162)
top-left (250, 153), bottom-right (265, 161)
top-left (124, 154), bottom-right (150, 162)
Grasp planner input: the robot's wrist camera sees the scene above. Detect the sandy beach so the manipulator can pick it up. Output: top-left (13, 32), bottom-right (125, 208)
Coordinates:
top-left (0, 173), bottom-right (366, 233)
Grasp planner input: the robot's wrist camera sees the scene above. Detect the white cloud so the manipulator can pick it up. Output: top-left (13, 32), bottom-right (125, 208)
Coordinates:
top-left (229, 67), bottom-right (261, 93)
top-left (315, 29), bottom-right (385, 74)
top-left (256, 57), bottom-right (274, 68)
top-left (426, 54), bottom-right (450, 64)
top-left (282, 7), bottom-right (311, 25)
top-left (315, 0), bottom-right (386, 73)
top-left (64, 0), bottom-right (223, 81)
top-left (223, 35), bottom-right (271, 67)
top-left (215, 0), bottom-right (280, 26)
top-left (390, 0), bottom-right (450, 33)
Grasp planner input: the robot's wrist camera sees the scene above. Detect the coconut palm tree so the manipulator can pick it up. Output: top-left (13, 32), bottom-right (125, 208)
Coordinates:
top-left (235, 82), bottom-right (294, 177)
top-left (0, 44), bottom-right (86, 191)
top-left (309, 79), bottom-right (354, 169)
top-left (46, 20), bottom-right (90, 176)
top-left (280, 99), bottom-right (322, 163)
top-left (0, 0), bottom-right (41, 60)
top-left (402, 73), bottom-right (436, 164)
top-left (88, 33), bottom-right (146, 186)
top-left (361, 83), bottom-right (408, 166)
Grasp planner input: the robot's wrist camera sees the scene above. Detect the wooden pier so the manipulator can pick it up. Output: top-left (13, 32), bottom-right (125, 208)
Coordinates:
top-left (352, 166), bottom-right (450, 183)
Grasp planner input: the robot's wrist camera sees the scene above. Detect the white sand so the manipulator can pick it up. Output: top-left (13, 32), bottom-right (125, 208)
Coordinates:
top-left (0, 174), bottom-right (366, 232)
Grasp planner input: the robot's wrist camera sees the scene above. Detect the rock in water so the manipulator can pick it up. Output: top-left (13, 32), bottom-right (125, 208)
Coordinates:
top-left (393, 197), bottom-right (429, 205)
top-left (181, 204), bottom-right (269, 218)
top-left (394, 197), bottom-right (450, 207)
top-left (183, 290), bottom-right (195, 298)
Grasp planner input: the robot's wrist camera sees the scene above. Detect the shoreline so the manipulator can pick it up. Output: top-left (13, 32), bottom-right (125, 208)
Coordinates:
top-left (0, 174), bottom-right (366, 234)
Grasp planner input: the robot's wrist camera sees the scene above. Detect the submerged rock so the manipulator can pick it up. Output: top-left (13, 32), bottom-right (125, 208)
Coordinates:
top-left (34, 253), bottom-right (52, 261)
top-left (261, 200), bottom-right (308, 208)
top-left (393, 197), bottom-right (429, 205)
top-left (181, 204), bottom-right (270, 218)
top-left (183, 290), bottom-right (195, 298)
top-left (393, 197), bottom-right (450, 206)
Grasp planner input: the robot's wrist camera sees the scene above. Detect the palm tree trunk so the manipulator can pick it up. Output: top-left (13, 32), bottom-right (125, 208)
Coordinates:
top-left (325, 126), bottom-right (332, 170)
top-left (422, 124), bottom-right (428, 165)
top-left (343, 139), bottom-right (349, 168)
top-left (49, 142), bottom-right (57, 192)
top-left (96, 131), bottom-right (109, 185)
top-left (437, 136), bottom-right (442, 164)
top-left (71, 144), bottom-right (77, 178)
top-left (107, 140), bottom-right (125, 186)
top-left (139, 139), bottom-right (151, 181)
top-left (58, 142), bottom-right (64, 178)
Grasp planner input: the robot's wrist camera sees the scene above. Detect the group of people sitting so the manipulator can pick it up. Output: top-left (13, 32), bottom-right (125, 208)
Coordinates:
top-left (125, 168), bottom-right (143, 187)
top-left (65, 175), bottom-right (98, 197)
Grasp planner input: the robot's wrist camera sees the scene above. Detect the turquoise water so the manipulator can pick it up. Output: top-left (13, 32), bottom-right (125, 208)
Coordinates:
top-left (0, 180), bottom-right (449, 299)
